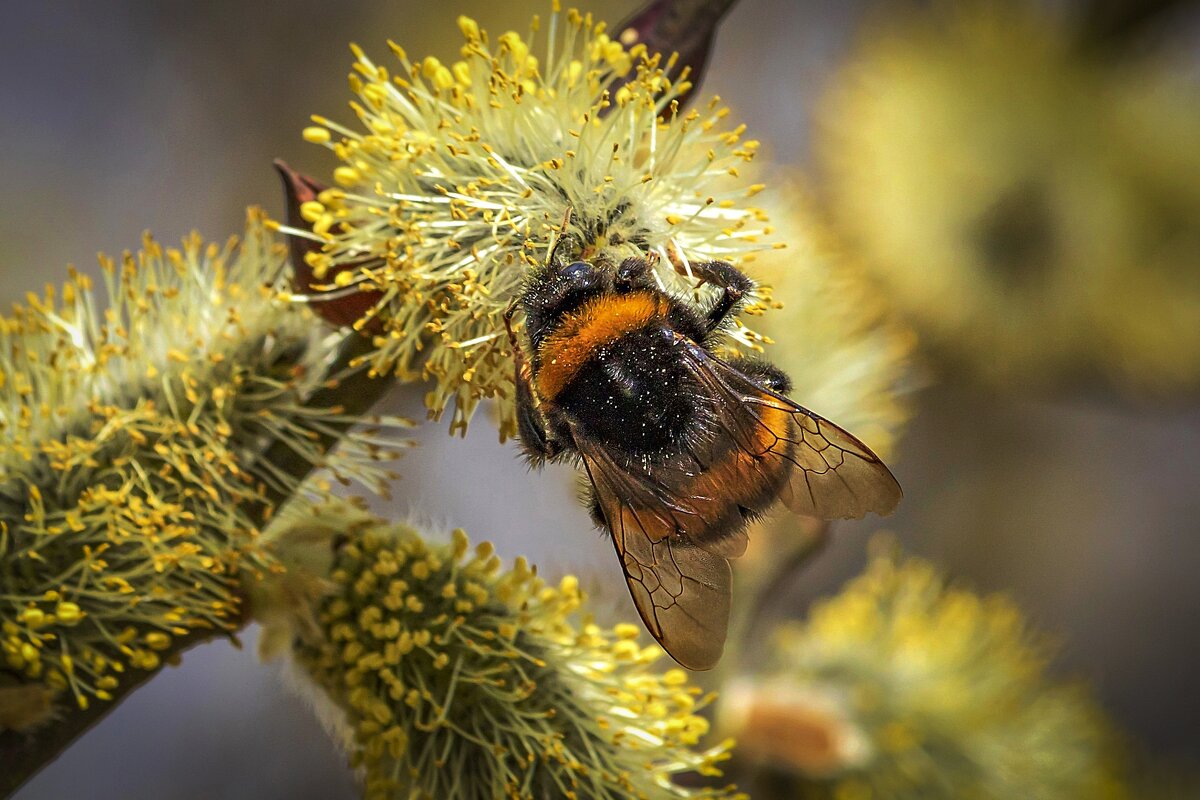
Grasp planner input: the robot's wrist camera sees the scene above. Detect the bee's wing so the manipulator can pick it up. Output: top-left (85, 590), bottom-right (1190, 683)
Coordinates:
top-left (575, 436), bottom-right (732, 671)
top-left (676, 337), bottom-right (902, 520)
top-left (569, 339), bottom-right (899, 671)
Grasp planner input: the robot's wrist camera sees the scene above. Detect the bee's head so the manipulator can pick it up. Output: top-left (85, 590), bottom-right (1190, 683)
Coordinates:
top-left (517, 206), bottom-right (659, 347)
top-left (519, 255), bottom-right (615, 348)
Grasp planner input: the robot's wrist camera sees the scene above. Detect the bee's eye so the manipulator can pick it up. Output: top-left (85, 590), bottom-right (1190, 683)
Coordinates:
top-left (560, 261), bottom-right (596, 283)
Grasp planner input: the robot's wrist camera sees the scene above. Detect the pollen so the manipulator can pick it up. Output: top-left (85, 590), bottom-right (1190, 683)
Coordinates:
top-left (299, 200), bottom-right (325, 222)
top-left (298, 5), bottom-right (777, 439)
top-left (1, 209), bottom-right (407, 715)
top-left (259, 501), bottom-right (737, 798)
top-left (332, 166), bottom-right (361, 186)
top-left (302, 126), bottom-right (332, 144)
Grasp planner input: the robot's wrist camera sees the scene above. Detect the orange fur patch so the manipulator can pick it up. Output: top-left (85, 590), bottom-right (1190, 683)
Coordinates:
top-left (536, 292), bottom-right (669, 401)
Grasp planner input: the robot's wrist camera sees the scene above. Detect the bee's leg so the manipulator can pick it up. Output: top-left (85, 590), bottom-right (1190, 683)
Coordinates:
top-left (514, 369), bottom-right (564, 462)
top-left (505, 301), bottom-right (565, 462)
top-left (724, 355), bottom-right (792, 394)
top-left (695, 260), bottom-right (754, 333)
top-left (614, 255), bottom-right (656, 292)
top-left (585, 486), bottom-right (607, 530)
top-left (667, 250), bottom-right (755, 333)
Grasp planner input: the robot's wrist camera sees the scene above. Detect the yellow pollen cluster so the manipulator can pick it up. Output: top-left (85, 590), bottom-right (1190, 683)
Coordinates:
top-left (267, 505), bottom-right (739, 799)
top-left (818, 1), bottom-right (1200, 394)
top-left (288, 6), bottom-right (775, 437)
top-left (0, 210), bottom-right (400, 719)
top-left (737, 540), bottom-right (1128, 798)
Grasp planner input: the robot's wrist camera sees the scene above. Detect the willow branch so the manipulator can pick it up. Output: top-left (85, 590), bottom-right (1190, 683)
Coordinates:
top-left (0, 332), bottom-right (393, 799)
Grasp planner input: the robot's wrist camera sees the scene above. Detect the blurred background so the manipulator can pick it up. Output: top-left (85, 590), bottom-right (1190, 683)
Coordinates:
top-left (1, 0), bottom-right (1197, 797)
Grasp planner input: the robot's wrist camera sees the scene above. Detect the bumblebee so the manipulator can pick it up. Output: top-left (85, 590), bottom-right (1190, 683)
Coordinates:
top-left (505, 231), bottom-right (901, 671)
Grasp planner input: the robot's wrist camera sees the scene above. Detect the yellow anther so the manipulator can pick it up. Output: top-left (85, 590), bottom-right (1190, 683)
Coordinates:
top-left (55, 602), bottom-right (83, 626)
top-left (614, 623), bottom-right (641, 640)
top-left (302, 126), bottom-right (331, 144)
top-left (145, 633), bottom-right (171, 652)
top-left (457, 16), bottom-right (480, 41)
top-left (299, 201), bottom-right (325, 223)
top-left (333, 166), bottom-right (361, 186)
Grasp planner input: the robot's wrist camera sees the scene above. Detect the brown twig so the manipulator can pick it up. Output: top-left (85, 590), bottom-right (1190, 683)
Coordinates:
top-left (743, 521), bottom-right (832, 639)
top-left (1078, 0), bottom-right (1191, 51)
top-left (607, 0), bottom-right (741, 113)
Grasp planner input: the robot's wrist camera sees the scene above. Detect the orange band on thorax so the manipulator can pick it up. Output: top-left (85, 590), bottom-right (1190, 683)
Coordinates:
top-left (536, 291), bottom-right (669, 401)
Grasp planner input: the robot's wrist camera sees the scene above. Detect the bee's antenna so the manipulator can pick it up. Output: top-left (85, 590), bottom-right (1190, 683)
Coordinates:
top-left (546, 206), bottom-right (575, 266)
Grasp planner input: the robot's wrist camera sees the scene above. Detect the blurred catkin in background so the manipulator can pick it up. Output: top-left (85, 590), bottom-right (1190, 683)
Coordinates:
top-left (817, 0), bottom-right (1200, 394)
